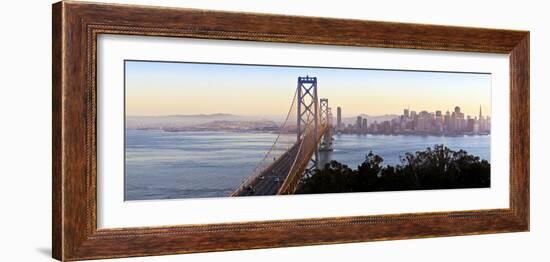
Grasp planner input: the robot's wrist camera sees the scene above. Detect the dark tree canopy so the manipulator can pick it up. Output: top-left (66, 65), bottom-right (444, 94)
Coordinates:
top-left (297, 145), bottom-right (490, 194)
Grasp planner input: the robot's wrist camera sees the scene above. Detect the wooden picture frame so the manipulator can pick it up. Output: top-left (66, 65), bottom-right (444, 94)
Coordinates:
top-left (52, 1), bottom-right (529, 261)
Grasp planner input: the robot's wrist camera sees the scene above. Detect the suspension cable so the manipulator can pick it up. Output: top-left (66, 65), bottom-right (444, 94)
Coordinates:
top-left (232, 89), bottom-right (299, 195)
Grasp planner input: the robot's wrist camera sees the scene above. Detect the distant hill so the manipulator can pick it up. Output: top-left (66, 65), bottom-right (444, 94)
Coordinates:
top-left (126, 113), bottom-right (285, 129)
top-left (165, 113), bottom-right (236, 118)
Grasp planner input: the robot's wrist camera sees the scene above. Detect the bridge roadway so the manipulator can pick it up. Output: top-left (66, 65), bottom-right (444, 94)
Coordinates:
top-left (232, 125), bottom-right (328, 196)
top-left (236, 141), bottom-right (301, 196)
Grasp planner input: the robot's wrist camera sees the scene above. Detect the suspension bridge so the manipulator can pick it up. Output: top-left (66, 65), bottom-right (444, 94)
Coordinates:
top-left (231, 76), bottom-right (334, 196)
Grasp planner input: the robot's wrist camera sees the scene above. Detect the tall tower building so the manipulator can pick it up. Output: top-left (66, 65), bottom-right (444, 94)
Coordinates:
top-left (444, 110), bottom-right (451, 132)
top-left (337, 107), bottom-right (342, 129)
top-left (478, 105), bottom-right (484, 132)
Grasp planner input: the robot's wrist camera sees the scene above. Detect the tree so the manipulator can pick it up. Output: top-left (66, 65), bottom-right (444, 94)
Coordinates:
top-left (296, 145), bottom-right (490, 194)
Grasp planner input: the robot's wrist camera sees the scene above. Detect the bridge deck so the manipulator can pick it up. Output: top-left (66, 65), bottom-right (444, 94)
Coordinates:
top-left (233, 141), bottom-right (300, 196)
top-left (231, 125), bottom-right (328, 197)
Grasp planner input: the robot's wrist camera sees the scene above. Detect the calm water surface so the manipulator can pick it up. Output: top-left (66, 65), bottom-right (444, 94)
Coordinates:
top-left (125, 129), bottom-right (490, 200)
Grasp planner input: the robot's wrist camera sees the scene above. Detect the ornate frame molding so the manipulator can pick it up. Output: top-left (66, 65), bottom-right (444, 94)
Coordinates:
top-left (53, 1), bottom-right (529, 261)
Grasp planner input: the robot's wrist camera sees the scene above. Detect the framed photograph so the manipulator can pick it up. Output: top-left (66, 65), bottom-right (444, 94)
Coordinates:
top-left (52, 1), bottom-right (529, 261)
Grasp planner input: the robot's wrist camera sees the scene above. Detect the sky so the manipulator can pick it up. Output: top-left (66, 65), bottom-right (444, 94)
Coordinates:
top-left (125, 60), bottom-right (491, 118)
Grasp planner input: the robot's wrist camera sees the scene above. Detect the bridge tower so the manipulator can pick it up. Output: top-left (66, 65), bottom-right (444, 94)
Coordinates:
top-left (319, 99), bottom-right (334, 152)
top-left (297, 76), bottom-right (319, 170)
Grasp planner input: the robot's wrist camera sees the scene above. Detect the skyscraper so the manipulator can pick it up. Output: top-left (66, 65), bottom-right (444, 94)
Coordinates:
top-left (453, 106), bottom-right (465, 131)
top-left (444, 110), bottom-right (451, 131)
top-left (410, 110), bottom-right (418, 130)
top-left (337, 106), bottom-right (342, 129)
top-left (417, 111), bottom-right (431, 132)
top-left (479, 105), bottom-right (482, 120)
top-left (467, 116), bottom-right (475, 132)
top-left (478, 105), bottom-right (484, 133)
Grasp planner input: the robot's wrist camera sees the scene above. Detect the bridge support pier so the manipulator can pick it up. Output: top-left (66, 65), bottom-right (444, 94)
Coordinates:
top-left (297, 76), bottom-right (320, 172)
top-left (319, 99), bottom-right (334, 153)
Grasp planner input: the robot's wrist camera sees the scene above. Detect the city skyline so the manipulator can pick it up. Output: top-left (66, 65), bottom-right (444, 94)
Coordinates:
top-left (125, 61), bottom-right (492, 117)
top-left (335, 104), bottom-right (490, 136)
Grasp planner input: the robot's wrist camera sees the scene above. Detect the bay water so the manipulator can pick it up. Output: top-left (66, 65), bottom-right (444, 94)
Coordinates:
top-left (125, 129), bottom-right (490, 200)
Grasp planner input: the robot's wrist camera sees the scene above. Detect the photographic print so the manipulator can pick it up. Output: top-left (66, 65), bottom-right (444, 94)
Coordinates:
top-left (124, 61), bottom-right (491, 201)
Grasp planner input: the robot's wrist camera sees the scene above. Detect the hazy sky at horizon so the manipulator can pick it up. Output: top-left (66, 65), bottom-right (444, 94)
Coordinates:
top-left (125, 60), bottom-right (491, 118)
